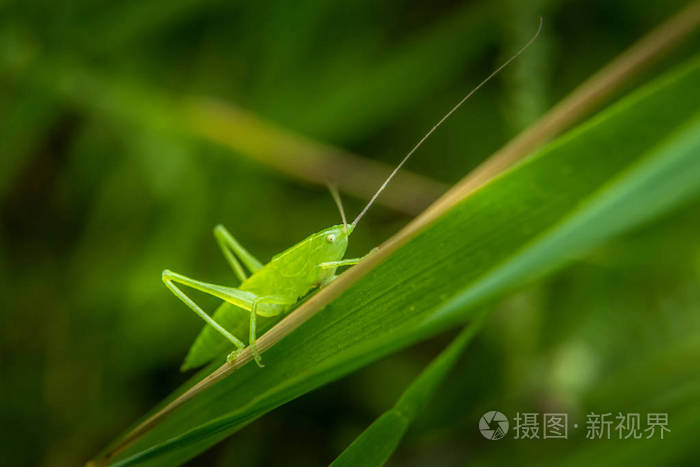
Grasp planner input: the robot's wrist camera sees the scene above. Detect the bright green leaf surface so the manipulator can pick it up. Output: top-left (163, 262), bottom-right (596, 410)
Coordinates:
top-left (102, 56), bottom-right (700, 466)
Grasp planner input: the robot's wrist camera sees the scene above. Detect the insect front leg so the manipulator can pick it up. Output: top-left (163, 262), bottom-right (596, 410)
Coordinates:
top-left (162, 269), bottom-right (257, 351)
top-left (318, 258), bottom-right (362, 269)
top-left (317, 258), bottom-right (362, 286)
top-left (319, 248), bottom-right (379, 270)
top-left (245, 296), bottom-right (295, 368)
top-left (214, 225), bottom-right (263, 282)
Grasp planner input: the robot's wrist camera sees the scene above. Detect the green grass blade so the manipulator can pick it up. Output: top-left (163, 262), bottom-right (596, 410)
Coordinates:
top-left (95, 56), bottom-right (700, 466)
top-left (330, 314), bottom-right (485, 467)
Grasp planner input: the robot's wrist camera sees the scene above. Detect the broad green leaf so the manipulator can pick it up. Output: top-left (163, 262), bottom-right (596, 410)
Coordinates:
top-left (95, 56), bottom-right (700, 466)
top-left (330, 314), bottom-right (485, 467)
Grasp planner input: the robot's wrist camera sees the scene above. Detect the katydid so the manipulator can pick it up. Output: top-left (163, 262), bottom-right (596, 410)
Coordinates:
top-left (162, 18), bottom-right (542, 369)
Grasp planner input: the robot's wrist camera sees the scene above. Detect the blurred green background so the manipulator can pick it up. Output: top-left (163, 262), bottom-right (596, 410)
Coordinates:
top-left (1, 0), bottom-right (700, 466)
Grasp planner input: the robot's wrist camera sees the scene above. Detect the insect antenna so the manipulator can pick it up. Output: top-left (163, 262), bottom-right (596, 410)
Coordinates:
top-left (351, 17), bottom-right (543, 228)
top-left (328, 184), bottom-right (348, 231)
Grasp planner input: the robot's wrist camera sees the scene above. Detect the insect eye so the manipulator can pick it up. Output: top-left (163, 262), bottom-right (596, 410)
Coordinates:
top-left (326, 234), bottom-right (336, 243)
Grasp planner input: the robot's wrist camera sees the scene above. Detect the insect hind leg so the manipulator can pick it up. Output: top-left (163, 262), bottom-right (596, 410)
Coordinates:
top-left (162, 269), bottom-right (257, 351)
top-left (214, 225), bottom-right (263, 282)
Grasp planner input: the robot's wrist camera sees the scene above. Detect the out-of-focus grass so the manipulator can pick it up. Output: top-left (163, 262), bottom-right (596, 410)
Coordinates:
top-left (1, 1), bottom-right (699, 466)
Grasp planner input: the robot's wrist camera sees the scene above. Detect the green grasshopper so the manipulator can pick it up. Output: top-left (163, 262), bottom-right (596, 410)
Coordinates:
top-left (162, 19), bottom-right (542, 369)
top-left (162, 198), bottom-right (360, 368)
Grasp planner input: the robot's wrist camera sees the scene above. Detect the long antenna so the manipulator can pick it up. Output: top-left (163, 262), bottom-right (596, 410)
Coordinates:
top-left (328, 184), bottom-right (348, 231)
top-left (351, 17), bottom-right (543, 227)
